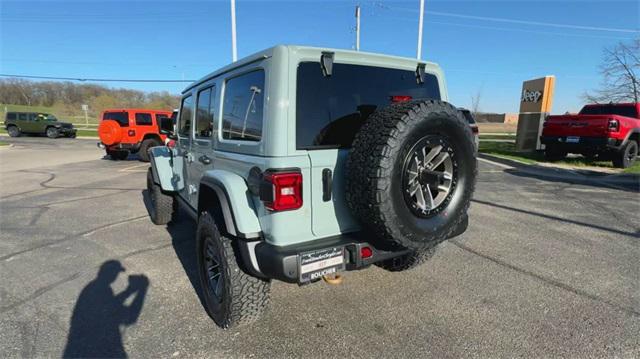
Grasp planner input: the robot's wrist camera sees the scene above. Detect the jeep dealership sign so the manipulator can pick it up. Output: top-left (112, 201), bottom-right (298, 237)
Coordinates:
top-left (519, 76), bottom-right (555, 113)
top-left (516, 76), bottom-right (556, 151)
top-left (521, 89), bottom-right (542, 103)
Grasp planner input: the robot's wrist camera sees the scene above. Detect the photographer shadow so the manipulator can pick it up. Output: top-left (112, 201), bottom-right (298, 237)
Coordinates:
top-left (63, 260), bottom-right (149, 359)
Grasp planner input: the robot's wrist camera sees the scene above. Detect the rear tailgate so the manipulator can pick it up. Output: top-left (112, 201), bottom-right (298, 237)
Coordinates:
top-left (543, 115), bottom-right (609, 137)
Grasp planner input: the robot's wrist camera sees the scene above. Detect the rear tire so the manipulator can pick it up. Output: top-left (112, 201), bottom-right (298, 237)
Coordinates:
top-left (544, 145), bottom-right (567, 161)
top-left (146, 168), bottom-right (176, 225)
top-left (613, 141), bottom-right (638, 168)
top-left (196, 211), bottom-right (271, 329)
top-left (107, 149), bottom-right (129, 160)
top-left (138, 138), bottom-right (161, 162)
top-left (46, 127), bottom-right (59, 139)
top-left (346, 99), bottom-right (476, 251)
top-left (7, 126), bottom-right (21, 137)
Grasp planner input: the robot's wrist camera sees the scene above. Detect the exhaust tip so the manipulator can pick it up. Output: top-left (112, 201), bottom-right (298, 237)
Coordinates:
top-left (322, 274), bottom-right (343, 285)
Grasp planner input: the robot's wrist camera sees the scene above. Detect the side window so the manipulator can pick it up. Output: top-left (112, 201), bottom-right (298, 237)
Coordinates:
top-left (18, 113), bottom-right (27, 121)
top-left (221, 70), bottom-right (265, 142)
top-left (135, 113), bottom-right (153, 126)
top-left (27, 113), bottom-right (36, 121)
top-left (178, 95), bottom-right (193, 137)
top-left (6, 113), bottom-right (16, 120)
top-left (195, 86), bottom-right (215, 139)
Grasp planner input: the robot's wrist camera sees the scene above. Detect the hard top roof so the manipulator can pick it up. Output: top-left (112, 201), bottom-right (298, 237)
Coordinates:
top-left (183, 44), bottom-right (441, 94)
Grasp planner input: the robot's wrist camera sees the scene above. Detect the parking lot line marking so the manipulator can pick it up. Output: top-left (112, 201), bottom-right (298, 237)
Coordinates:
top-left (477, 157), bottom-right (514, 169)
top-left (119, 164), bottom-right (149, 173)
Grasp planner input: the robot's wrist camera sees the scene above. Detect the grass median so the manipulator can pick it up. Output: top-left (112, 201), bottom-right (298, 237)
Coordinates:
top-left (479, 141), bottom-right (640, 174)
top-left (0, 127), bottom-right (98, 138)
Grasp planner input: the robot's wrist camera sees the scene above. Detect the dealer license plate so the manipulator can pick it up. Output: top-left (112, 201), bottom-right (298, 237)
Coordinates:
top-left (566, 136), bottom-right (580, 143)
top-left (299, 247), bottom-right (345, 283)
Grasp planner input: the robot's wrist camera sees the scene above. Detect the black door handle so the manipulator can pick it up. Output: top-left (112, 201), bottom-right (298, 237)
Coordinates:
top-left (199, 155), bottom-right (212, 165)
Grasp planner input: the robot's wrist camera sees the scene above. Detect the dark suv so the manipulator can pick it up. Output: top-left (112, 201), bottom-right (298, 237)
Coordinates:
top-left (4, 112), bottom-right (77, 138)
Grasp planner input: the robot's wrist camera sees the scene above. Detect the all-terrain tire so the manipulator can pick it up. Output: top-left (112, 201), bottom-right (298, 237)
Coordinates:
top-left (346, 99), bottom-right (477, 251)
top-left (139, 138), bottom-right (161, 162)
top-left (544, 145), bottom-right (567, 161)
top-left (108, 150), bottom-right (129, 160)
top-left (196, 211), bottom-right (271, 329)
top-left (46, 127), bottom-right (59, 138)
top-left (613, 140), bottom-right (638, 168)
top-left (7, 125), bottom-right (21, 137)
top-left (375, 247), bottom-right (437, 272)
top-left (146, 168), bottom-right (176, 225)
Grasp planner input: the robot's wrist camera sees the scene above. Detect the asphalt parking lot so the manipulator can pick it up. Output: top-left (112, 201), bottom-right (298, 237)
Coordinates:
top-left (1, 136), bottom-right (639, 358)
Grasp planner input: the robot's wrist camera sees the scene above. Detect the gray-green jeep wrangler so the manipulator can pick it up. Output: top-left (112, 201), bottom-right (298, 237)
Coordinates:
top-left (147, 45), bottom-right (476, 329)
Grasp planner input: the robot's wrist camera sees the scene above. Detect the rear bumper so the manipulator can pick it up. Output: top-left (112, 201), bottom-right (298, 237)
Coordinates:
top-left (58, 127), bottom-right (76, 136)
top-left (98, 142), bottom-right (141, 152)
top-left (239, 213), bottom-right (469, 284)
top-left (245, 233), bottom-right (410, 283)
top-left (540, 136), bottom-right (622, 151)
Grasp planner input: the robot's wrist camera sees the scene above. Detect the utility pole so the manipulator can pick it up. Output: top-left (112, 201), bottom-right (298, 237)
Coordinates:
top-left (231, 0), bottom-right (238, 62)
top-left (355, 5), bottom-right (361, 51)
top-left (416, 0), bottom-right (425, 59)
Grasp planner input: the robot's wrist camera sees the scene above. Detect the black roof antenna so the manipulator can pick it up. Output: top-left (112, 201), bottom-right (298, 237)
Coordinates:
top-left (416, 63), bottom-right (426, 84)
top-left (321, 51), bottom-right (334, 77)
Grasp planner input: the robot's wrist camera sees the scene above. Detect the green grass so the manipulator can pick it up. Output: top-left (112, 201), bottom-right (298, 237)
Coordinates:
top-left (479, 134), bottom-right (516, 141)
top-left (478, 141), bottom-right (542, 165)
top-left (0, 141), bottom-right (8, 146)
top-left (479, 141), bottom-right (640, 174)
top-left (0, 127), bottom-right (98, 138)
top-left (1, 104), bottom-right (99, 124)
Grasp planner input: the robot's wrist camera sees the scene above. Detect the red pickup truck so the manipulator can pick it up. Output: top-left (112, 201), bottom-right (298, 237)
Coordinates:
top-left (541, 103), bottom-right (639, 168)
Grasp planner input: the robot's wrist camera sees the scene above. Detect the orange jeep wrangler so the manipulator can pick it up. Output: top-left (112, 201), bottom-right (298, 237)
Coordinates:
top-left (98, 109), bottom-right (172, 162)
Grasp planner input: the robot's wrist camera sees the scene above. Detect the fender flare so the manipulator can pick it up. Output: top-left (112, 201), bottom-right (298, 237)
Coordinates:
top-left (200, 170), bottom-right (262, 239)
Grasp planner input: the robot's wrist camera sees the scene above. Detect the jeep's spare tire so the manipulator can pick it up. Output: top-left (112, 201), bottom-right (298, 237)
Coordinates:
top-left (98, 120), bottom-right (122, 145)
top-left (346, 100), bottom-right (476, 251)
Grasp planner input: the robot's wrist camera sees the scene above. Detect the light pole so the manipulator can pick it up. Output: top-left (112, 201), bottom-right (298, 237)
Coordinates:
top-left (231, 0), bottom-right (238, 62)
top-left (355, 5), bottom-right (361, 51)
top-left (416, 0), bottom-right (425, 59)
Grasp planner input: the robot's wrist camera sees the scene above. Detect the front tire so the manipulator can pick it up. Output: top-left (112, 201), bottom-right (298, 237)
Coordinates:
top-left (613, 141), bottom-right (638, 168)
top-left (7, 126), bottom-right (21, 137)
top-left (138, 138), bottom-right (161, 162)
top-left (46, 127), bottom-right (59, 138)
top-left (146, 168), bottom-right (176, 225)
top-left (196, 211), bottom-right (270, 329)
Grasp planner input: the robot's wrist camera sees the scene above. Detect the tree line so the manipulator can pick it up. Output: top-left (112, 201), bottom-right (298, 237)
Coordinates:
top-left (0, 79), bottom-right (180, 118)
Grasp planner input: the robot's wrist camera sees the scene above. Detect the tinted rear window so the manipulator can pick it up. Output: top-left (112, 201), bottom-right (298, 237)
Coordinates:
top-left (296, 62), bottom-right (440, 149)
top-left (103, 112), bottom-right (129, 127)
top-left (580, 105), bottom-right (638, 118)
top-left (6, 113), bottom-right (16, 120)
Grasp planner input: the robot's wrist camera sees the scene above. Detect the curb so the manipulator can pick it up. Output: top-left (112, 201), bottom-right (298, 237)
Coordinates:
top-left (478, 153), bottom-right (640, 189)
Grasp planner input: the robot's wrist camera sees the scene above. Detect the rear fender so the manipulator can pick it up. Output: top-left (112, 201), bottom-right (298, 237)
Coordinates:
top-left (200, 170), bottom-right (262, 239)
top-left (149, 146), bottom-right (184, 192)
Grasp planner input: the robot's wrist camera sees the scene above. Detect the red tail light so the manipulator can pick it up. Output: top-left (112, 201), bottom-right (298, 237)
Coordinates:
top-left (360, 246), bottom-right (373, 259)
top-left (261, 171), bottom-right (303, 211)
top-left (608, 119), bottom-right (619, 132)
top-left (390, 95), bottom-right (412, 103)
top-left (471, 126), bottom-right (479, 134)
